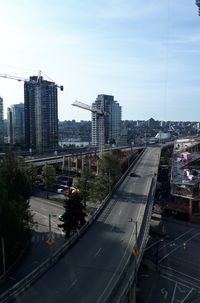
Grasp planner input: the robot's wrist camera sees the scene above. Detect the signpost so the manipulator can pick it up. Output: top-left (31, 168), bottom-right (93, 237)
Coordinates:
top-left (132, 247), bottom-right (139, 257)
top-left (46, 237), bottom-right (55, 246)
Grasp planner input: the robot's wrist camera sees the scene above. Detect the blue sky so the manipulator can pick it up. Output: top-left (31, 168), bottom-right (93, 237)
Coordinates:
top-left (0, 0), bottom-right (200, 121)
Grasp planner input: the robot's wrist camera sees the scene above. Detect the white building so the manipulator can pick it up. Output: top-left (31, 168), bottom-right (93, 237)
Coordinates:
top-left (91, 94), bottom-right (121, 152)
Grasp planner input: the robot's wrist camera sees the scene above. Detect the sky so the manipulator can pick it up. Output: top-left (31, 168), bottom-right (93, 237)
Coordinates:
top-left (0, 0), bottom-right (200, 122)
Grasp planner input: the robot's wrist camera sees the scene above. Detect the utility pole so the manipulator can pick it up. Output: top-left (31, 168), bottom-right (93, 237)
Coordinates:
top-left (1, 236), bottom-right (5, 275)
top-left (48, 214), bottom-right (57, 236)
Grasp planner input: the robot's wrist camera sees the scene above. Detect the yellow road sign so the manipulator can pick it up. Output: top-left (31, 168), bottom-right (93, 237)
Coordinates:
top-left (132, 247), bottom-right (139, 256)
top-left (46, 237), bottom-right (55, 246)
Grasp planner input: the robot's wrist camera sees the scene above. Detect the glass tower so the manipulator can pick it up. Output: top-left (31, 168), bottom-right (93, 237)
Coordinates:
top-left (24, 76), bottom-right (58, 153)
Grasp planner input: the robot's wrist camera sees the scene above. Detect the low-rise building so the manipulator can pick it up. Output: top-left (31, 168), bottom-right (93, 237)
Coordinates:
top-left (167, 138), bottom-right (200, 223)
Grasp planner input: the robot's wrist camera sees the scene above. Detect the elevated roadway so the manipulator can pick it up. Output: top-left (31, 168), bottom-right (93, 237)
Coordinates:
top-left (10, 146), bottom-right (161, 303)
top-left (24, 146), bottom-right (142, 167)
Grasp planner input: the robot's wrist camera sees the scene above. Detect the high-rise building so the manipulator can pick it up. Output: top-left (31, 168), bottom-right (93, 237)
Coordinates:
top-left (7, 103), bottom-right (24, 145)
top-left (24, 76), bottom-right (58, 152)
top-left (91, 94), bottom-right (121, 151)
top-left (0, 97), bottom-right (4, 149)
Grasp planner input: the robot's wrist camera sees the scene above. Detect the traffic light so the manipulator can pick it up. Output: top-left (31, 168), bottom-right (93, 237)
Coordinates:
top-left (181, 242), bottom-right (187, 250)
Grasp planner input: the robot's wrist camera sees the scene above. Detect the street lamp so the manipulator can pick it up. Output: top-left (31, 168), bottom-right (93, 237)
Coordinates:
top-left (48, 214), bottom-right (57, 236)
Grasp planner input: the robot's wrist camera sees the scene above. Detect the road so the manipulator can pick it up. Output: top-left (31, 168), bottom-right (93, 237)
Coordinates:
top-left (13, 146), bottom-right (161, 303)
top-left (137, 217), bottom-right (200, 303)
top-left (30, 196), bottom-right (65, 235)
top-left (0, 197), bottom-right (66, 295)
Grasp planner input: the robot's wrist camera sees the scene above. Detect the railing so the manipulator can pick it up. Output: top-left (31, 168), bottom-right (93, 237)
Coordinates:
top-left (103, 145), bottom-right (163, 302)
top-left (0, 149), bottom-right (145, 303)
top-left (104, 176), bottom-right (157, 303)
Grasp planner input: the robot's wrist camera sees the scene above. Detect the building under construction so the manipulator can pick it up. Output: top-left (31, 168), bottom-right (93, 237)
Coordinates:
top-left (166, 138), bottom-right (200, 223)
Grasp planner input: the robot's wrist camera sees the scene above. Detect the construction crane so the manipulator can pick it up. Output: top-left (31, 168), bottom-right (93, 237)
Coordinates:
top-left (0, 71), bottom-right (64, 91)
top-left (196, 0), bottom-right (200, 15)
top-left (72, 100), bottom-right (109, 117)
top-left (72, 100), bottom-right (110, 154)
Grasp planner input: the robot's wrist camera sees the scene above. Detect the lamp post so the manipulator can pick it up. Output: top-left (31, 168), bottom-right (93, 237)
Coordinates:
top-left (48, 214), bottom-right (57, 236)
top-left (47, 214), bottom-right (57, 256)
top-left (1, 236), bottom-right (5, 275)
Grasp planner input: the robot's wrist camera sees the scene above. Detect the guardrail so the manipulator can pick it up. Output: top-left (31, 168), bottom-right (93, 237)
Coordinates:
top-left (103, 176), bottom-right (156, 303)
top-left (104, 148), bottom-right (161, 303)
top-left (0, 149), bottom-right (145, 303)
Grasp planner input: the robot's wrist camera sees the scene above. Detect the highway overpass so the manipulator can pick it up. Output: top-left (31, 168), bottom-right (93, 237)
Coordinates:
top-left (2, 146), bottom-right (161, 303)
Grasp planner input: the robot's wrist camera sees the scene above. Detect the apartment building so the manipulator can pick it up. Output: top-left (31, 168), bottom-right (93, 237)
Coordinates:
top-left (91, 94), bottom-right (121, 152)
top-left (24, 76), bottom-right (58, 153)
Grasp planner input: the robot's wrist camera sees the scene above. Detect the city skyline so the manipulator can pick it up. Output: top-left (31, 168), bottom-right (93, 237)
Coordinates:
top-left (0, 1), bottom-right (199, 122)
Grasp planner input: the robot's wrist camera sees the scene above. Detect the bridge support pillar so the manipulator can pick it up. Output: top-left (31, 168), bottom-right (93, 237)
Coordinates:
top-left (128, 282), bottom-right (136, 303)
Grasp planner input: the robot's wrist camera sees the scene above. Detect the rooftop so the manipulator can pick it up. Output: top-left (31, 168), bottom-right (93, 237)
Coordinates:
top-left (171, 138), bottom-right (200, 199)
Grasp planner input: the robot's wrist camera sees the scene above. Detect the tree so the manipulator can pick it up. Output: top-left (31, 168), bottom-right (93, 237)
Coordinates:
top-left (74, 166), bottom-right (93, 208)
top-left (92, 152), bottom-right (121, 202)
top-left (90, 173), bottom-right (110, 202)
top-left (26, 163), bottom-right (38, 194)
top-left (59, 192), bottom-right (86, 238)
top-left (0, 151), bottom-right (33, 274)
top-left (98, 152), bottom-right (121, 184)
top-left (42, 164), bottom-right (56, 199)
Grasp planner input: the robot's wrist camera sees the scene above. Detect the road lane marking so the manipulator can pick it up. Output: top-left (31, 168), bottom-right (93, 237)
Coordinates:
top-left (118, 210), bottom-right (122, 216)
top-left (160, 274), bottom-right (193, 290)
top-left (161, 265), bottom-right (200, 284)
top-left (94, 248), bottom-right (102, 257)
top-left (161, 288), bottom-right (168, 300)
top-left (158, 229), bottom-right (194, 251)
top-left (171, 282), bottom-right (177, 303)
top-left (181, 288), bottom-right (193, 303)
top-left (66, 279), bottom-right (78, 292)
top-left (159, 232), bottom-right (200, 263)
top-left (30, 197), bottom-right (64, 209)
top-left (161, 270), bottom-right (200, 290)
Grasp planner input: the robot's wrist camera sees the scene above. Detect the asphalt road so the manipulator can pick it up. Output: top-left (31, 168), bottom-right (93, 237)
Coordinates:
top-left (137, 217), bottom-right (200, 303)
top-left (0, 197), bottom-right (66, 295)
top-left (13, 146), bottom-right (161, 303)
top-left (30, 197), bottom-right (65, 235)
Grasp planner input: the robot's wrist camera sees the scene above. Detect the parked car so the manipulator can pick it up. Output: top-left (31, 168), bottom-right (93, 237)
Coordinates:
top-left (58, 214), bottom-right (64, 221)
top-left (57, 185), bottom-right (69, 194)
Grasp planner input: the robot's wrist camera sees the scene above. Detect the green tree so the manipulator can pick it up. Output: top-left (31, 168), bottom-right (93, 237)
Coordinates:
top-left (26, 163), bottom-right (38, 194)
top-left (90, 173), bottom-right (110, 202)
top-left (74, 166), bottom-right (93, 208)
top-left (0, 151), bottom-right (33, 274)
top-left (99, 152), bottom-right (121, 183)
top-left (59, 192), bottom-right (86, 238)
top-left (42, 164), bottom-right (56, 199)
top-left (90, 152), bottom-right (121, 203)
